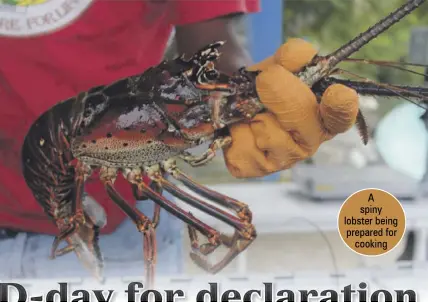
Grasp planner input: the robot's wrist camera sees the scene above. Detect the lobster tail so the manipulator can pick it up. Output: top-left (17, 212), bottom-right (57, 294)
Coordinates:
top-left (21, 97), bottom-right (106, 279)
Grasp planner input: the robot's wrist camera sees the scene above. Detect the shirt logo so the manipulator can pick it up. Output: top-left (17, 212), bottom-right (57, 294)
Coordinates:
top-left (0, 0), bottom-right (94, 37)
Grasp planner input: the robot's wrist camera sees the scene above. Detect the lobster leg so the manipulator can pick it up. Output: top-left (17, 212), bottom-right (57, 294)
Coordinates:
top-left (102, 179), bottom-right (157, 289)
top-left (163, 158), bottom-right (253, 225)
top-left (150, 169), bottom-right (253, 261)
top-left (150, 169), bottom-right (247, 230)
top-left (158, 159), bottom-right (256, 273)
top-left (126, 168), bottom-right (222, 241)
top-left (146, 182), bottom-right (162, 228)
top-left (165, 167), bottom-right (239, 252)
top-left (124, 166), bottom-right (231, 257)
top-left (132, 181), bottom-right (162, 228)
top-left (180, 136), bottom-right (232, 167)
top-left (187, 226), bottom-right (241, 258)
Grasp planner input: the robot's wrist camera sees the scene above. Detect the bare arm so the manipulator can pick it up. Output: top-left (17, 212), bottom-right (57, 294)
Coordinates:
top-left (175, 13), bottom-right (253, 75)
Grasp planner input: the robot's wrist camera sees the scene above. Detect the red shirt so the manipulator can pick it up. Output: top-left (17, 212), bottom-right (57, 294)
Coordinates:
top-left (0, 0), bottom-right (259, 234)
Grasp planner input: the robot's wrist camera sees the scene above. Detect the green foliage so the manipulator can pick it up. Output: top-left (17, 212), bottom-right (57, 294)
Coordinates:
top-left (0, 0), bottom-right (19, 5)
top-left (284, 0), bottom-right (428, 87)
top-left (0, 0), bottom-right (17, 4)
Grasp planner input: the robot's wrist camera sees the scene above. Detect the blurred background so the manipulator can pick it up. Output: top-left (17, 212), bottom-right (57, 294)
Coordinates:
top-left (4, 0), bottom-right (428, 294)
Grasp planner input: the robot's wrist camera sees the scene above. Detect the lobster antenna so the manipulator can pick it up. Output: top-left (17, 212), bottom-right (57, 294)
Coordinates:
top-left (326, 0), bottom-right (426, 68)
top-left (298, 0), bottom-right (427, 86)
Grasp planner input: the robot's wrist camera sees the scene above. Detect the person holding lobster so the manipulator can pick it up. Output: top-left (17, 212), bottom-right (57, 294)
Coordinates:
top-left (0, 0), bottom-right (358, 277)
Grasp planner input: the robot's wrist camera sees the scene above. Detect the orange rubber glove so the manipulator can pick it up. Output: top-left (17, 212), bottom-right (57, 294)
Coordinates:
top-left (223, 38), bottom-right (360, 178)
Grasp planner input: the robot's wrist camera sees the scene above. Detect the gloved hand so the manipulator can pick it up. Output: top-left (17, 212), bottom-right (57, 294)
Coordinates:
top-left (223, 38), bottom-right (359, 178)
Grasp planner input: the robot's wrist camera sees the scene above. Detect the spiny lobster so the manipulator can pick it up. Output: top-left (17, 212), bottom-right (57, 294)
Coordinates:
top-left (21, 0), bottom-right (428, 288)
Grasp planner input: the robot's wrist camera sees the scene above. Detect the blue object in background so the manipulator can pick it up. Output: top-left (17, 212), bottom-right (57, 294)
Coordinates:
top-left (247, 0), bottom-right (283, 181)
top-left (248, 0), bottom-right (283, 62)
